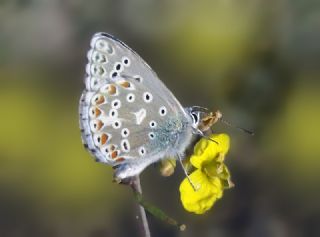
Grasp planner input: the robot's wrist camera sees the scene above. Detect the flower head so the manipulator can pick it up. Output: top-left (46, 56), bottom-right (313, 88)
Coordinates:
top-left (179, 134), bottom-right (233, 214)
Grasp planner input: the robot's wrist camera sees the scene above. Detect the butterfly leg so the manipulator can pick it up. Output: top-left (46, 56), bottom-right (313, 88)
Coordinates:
top-left (177, 154), bottom-right (198, 191)
top-left (196, 129), bottom-right (219, 145)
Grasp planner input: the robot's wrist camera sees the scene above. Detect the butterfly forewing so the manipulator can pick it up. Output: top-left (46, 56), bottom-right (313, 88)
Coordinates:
top-left (86, 33), bottom-right (185, 112)
top-left (80, 33), bottom-right (193, 177)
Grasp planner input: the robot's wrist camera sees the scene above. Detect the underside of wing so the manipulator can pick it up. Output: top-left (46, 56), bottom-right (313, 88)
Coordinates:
top-left (79, 33), bottom-right (192, 168)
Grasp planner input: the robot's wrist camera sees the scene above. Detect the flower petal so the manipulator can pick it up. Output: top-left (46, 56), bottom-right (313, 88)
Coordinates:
top-left (190, 134), bottom-right (230, 168)
top-left (159, 159), bottom-right (176, 177)
top-left (214, 134), bottom-right (230, 162)
top-left (179, 170), bottom-right (223, 214)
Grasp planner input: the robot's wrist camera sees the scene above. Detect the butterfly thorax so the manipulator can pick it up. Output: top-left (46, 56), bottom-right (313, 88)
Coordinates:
top-left (151, 113), bottom-right (194, 157)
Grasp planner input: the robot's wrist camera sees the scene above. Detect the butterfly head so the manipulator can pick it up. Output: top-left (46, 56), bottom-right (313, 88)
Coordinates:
top-left (186, 106), bottom-right (222, 133)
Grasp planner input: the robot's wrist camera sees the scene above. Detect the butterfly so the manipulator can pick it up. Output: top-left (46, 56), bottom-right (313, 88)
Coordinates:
top-left (79, 33), bottom-right (218, 181)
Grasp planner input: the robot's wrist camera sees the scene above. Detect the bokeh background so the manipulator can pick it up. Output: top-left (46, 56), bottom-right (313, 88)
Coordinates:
top-left (1, 0), bottom-right (319, 236)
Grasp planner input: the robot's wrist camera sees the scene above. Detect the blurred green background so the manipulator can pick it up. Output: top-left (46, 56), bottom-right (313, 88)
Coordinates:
top-left (0, 0), bottom-right (319, 236)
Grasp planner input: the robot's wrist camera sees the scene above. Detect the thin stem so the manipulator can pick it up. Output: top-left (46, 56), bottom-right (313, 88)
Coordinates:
top-left (130, 176), bottom-right (151, 237)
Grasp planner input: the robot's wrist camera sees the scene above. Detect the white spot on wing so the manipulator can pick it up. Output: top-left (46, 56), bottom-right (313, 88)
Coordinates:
top-left (132, 109), bottom-right (146, 125)
top-left (121, 128), bottom-right (130, 138)
top-left (133, 75), bottom-right (143, 83)
top-left (143, 92), bottom-right (153, 103)
top-left (111, 99), bottom-right (121, 109)
top-left (159, 106), bottom-right (167, 116)
top-left (109, 109), bottom-right (118, 118)
top-left (121, 139), bottom-right (130, 152)
top-left (110, 70), bottom-right (118, 79)
top-left (139, 146), bottom-right (146, 156)
top-left (126, 93), bottom-right (135, 103)
top-left (149, 120), bottom-right (157, 128)
top-left (122, 57), bottom-right (131, 66)
top-left (148, 132), bottom-right (155, 140)
top-left (114, 62), bottom-right (124, 72)
top-left (112, 120), bottom-right (122, 129)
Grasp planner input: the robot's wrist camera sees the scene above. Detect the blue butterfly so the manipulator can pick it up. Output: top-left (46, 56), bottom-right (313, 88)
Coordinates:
top-left (79, 33), bottom-right (217, 182)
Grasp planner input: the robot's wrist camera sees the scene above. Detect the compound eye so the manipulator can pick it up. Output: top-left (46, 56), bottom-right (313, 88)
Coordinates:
top-left (191, 112), bottom-right (199, 125)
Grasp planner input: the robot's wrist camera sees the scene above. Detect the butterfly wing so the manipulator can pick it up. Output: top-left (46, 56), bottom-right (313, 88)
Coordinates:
top-left (85, 33), bottom-right (187, 112)
top-left (79, 33), bottom-right (194, 178)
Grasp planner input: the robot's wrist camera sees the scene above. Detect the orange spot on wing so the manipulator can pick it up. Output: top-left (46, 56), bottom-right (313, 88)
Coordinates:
top-left (96, 120), bottom-right (104, 130)
top-left (95, 95), bottom-right (105, 105)
top-left (119, 81), bottom-right (131, 88)
top-left (95, 108), bottom-right (102, 116)
top-left (108, 84), bottom-right (117, 95)
top-left (115, 157), bottom-right (125, 162)
top-left (111, 150), bottom-right (118, 159)
top-left (100, 133), bottom-right (108, 145)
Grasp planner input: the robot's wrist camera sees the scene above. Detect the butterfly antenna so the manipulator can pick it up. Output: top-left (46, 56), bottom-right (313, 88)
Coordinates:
top-left (191, 106), bottom-right (209, 113)
top-left (220, 118), bottom-right (255, 136)
top-left (178, 155), bottom-right (198, 191)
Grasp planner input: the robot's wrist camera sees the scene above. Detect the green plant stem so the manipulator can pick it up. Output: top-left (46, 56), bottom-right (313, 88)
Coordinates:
top-left (131, 176), bottom-right (151, 237)
top-left (131, 178), bottom-right (186, 232)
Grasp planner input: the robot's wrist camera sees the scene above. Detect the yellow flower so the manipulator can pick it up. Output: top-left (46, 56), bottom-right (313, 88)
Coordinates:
top-left (179, 134), bottom-right (233, 214)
